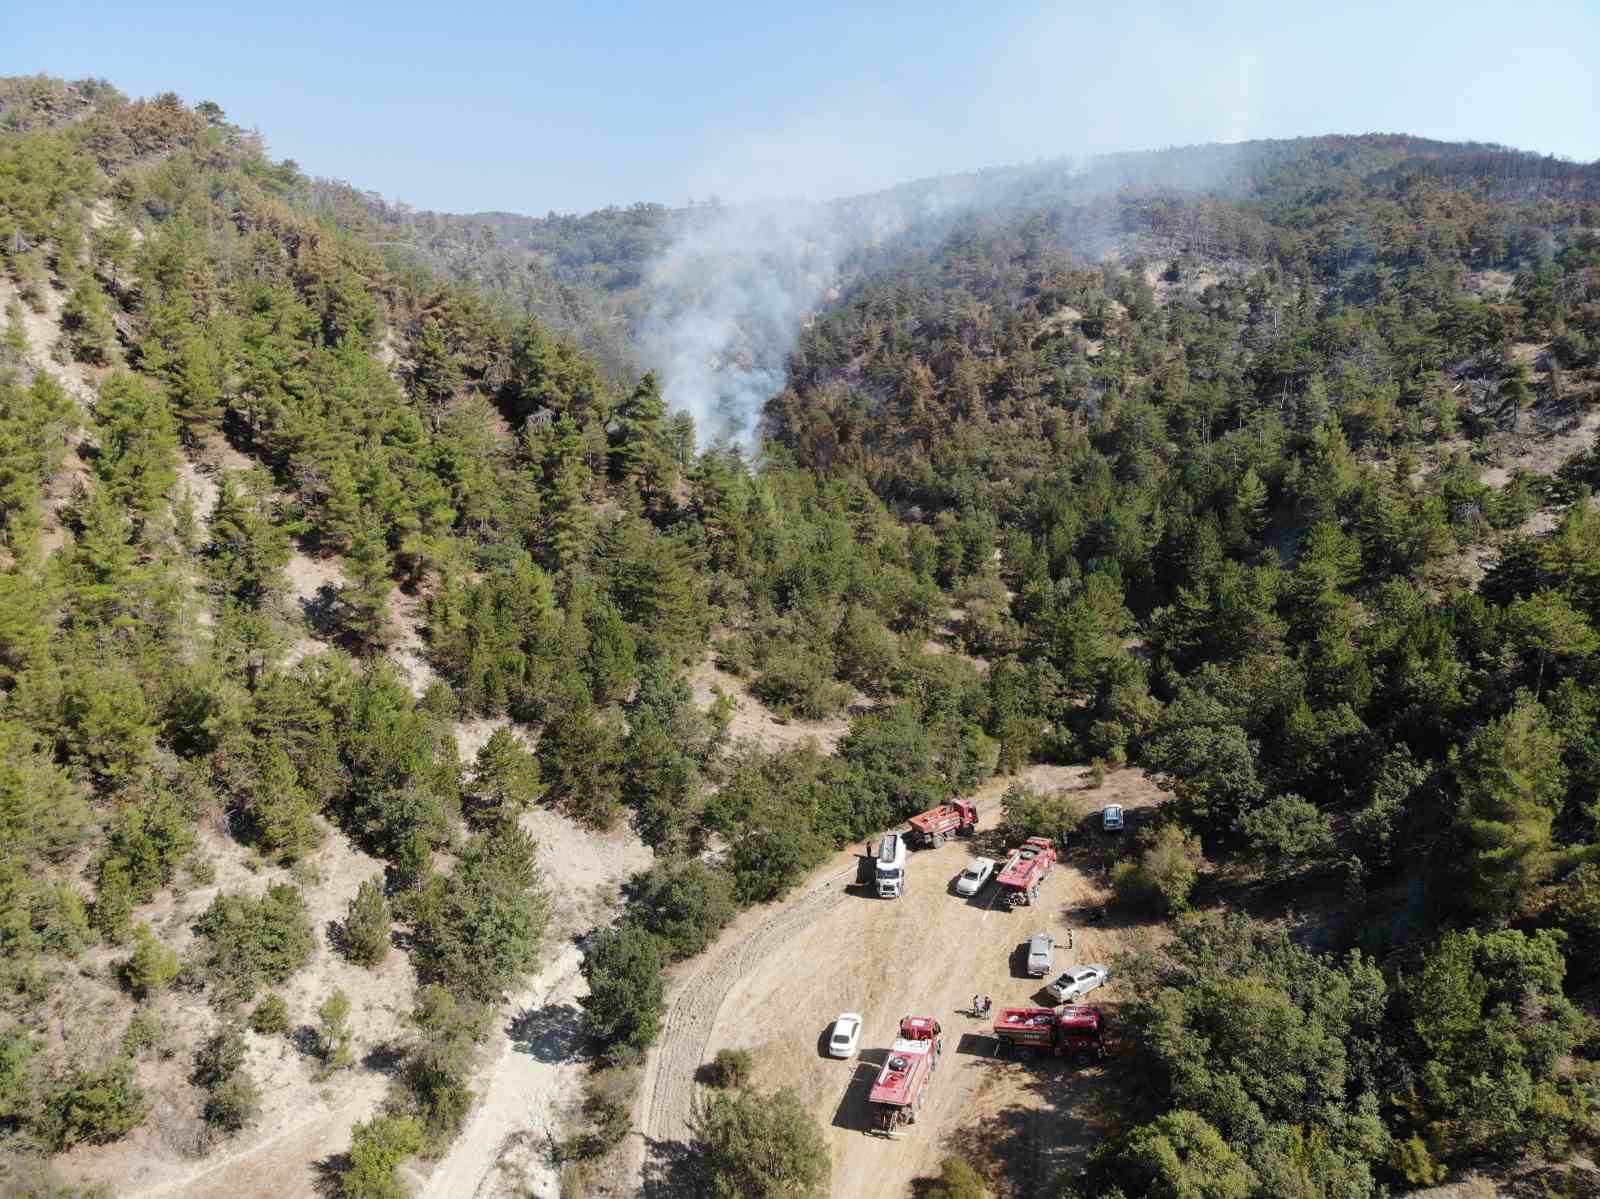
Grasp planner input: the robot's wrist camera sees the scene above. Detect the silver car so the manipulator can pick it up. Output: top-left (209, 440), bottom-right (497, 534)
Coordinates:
top-left (1047, 964), bottom-right (1110, 1002)
top-left (1026, 931), bottom-right (1055, 977)
top-left (955, 858), bottom-right (994, 896)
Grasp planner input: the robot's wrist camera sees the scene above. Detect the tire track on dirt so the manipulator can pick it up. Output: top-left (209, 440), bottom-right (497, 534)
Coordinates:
top-left (642, 867), bottom-right (856, 1174)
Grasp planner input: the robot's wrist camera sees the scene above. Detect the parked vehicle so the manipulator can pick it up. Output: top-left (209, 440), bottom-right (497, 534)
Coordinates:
top-left (1026, 931), bottom-right (1055, 976)
top-left (993, 1004), bottom-right (1106, 1064)
top-left (828, 1012), bottom-right (863, 1058)
top-left (875, 832), bottom-right (907, 898)
top-left (954, 857), bottom-right (994, 896)
top-left (997, 838), bottom-right (1055, 907)
top-left (1046, 964), bottom-right (1110, 1002)
top-left (907, 799), bottom-right (979, 849)
top-left (868, 1015), bottom-right (943, 1133)
top-left (1102, 804), bottom-right (1124, 832)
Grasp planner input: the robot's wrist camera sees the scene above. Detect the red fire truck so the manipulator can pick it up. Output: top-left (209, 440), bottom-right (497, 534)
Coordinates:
top-left (992, 1004), bottom-right (1106, 1064)
top-left (996, 837), bottom-right (1055, 907)
top-left (867, 1015), bottom-right (943, 1134)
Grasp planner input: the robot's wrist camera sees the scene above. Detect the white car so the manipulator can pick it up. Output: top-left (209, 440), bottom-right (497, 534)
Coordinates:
top-left (1047, 964), bottom-right (1111, 1002)
top-left (1102, 804), bottom-right (1125, 832)
top-left (955, 858), bottom-right (994, 896)
top-left (828, 1012), bottom-right (863, 1058)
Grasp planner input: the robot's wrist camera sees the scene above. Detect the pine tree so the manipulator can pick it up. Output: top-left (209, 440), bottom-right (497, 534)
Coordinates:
top-left (609, 371), bottom-right (669, 485)
top-left (93, 857), bottom-right (136, 943)
top-left (1453, 696), bottom-right (1566, 918)
top-left (316, 988), bottom-right (354, 1075)
top-left (340, 876), bottom-right (392, 968)
top-left (1, 300), bottom-right (29, 364)
top-left (208, 469), bottom-right (295, 610)
top-left (410, 318), bottom-right (463, 412)
top-left (467, 727), bottom-right (543, 828)
top-left (93, 371), bottom-right (179, 521)
top-left (137, 291), bottom-right (228, 427)
top-left (539, 416), bottom-right (594, 574)
top-left (247, 743), bottom-right (324, 862)
top-left (62, 276), bottom-right (116, 365)
top-left (342, 519), bottom-right (394, 650)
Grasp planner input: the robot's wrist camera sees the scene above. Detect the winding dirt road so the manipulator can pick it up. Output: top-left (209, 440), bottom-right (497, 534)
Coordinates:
top-left (639, 864), bottom-right (858, 1153)
top-left (636, 765), bottom-right (1163, 1198)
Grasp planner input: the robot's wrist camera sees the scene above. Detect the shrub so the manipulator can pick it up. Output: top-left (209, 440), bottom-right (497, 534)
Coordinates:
top-left (408, 825), bottom-right (549, 1003)
top-left (1388, 1134), bottom-right (1446, 1186)
top-left (339, 876), bottom-right (391, 969)
top-left (119, 924), bottom-right (179, 999)
top-left (0, 1027), bottom-right (38, 1124)
top-left (36, 1057), bottom-right (149, 1150)
top-left (121, 1011), bottom-right (171, 1060)
top-left (249, 993), bottom-right (290, 1036)
top-left (695, 1086), bottom-right (830, 1199)
top-left (341, 1114), bottom-right (423, 1199)
top-left (1112, 824), bottom-right (1205, 915)
top-left (203, 1069), bottom-right (261, 1135)
top-left (317, 989), bottom-right (354, 1076)
top-left (1095, 1110), bottom-right (1255, 1199)
top-left (580, 926), bottom-right (665, 1058)
top-left (708, 1048), bottom-right (752, 1089)
top-left (752, 644), bottom-right (850, 720)
top-left (0, 1161), bottom-right (111, 1199)
top-left (191, 1025), bottom-right (246, 1089)
top-left (183, 854), bottom-right (217, 887)
top-left (998, 783), bottom-right (1086, 849)
top-left (925, 1155), bottom-right (988, 1199)
top-left (192, 884), bottom-right (315, 1005)
top-left (623, 858), bottom-right (737, 961)
top-left (562, 1065), bottom-right (636, 1159)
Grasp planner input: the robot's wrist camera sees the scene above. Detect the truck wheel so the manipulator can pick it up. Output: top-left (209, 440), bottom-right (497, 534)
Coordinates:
top-left (1016, 1046), bottom-right (1034, 1061)
top-left (932, 832), bottom-right (945, 848)
top-left (1075, 1050), bottom-right (1094, 1066)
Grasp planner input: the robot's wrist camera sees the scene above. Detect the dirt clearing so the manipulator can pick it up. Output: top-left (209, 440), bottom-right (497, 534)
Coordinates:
top-left (638, 766), bottom-right (1167, 1198)
top-left (687, 652), bottom-right (851, 755)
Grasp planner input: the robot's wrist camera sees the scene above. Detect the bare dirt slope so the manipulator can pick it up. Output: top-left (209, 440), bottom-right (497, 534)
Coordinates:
top-left (687, 652), bottom-right (851, 755)
top-left (69, 826), bottom-right (411, 1199)
top-left (638, 766), bottom-right (1168, 1199)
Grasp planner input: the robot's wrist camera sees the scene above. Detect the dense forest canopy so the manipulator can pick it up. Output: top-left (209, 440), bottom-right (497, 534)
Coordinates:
top-left (3, 70), bottom-right (1600, 1198)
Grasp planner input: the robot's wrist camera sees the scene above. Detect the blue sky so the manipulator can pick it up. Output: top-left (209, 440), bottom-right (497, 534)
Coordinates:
top-left (5, 1), bottom-right (1598, 215)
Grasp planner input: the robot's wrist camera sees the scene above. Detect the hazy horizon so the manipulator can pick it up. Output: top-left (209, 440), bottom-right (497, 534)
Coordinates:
top-left (5, 1), bottom-right (1599, 217)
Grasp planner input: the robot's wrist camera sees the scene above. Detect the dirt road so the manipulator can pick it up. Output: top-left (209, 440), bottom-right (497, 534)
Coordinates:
top-left (419, 941), bottom-right (588, 1199)
top-left (416, 806), bottom-right (652, 1199)
top-left (638, 766), bottom-right (1164, 1198)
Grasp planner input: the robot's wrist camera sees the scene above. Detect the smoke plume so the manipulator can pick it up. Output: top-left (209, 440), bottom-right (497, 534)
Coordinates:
top-left (637, 147), bottom-right (1257, 447)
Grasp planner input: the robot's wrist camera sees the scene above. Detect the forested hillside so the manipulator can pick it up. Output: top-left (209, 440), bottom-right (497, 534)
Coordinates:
top-left (5, 68), bottom-right (1600, 1199)
top-left (0, 76), bottom-right (1007, 1197)
top-left (764, 134), bottom-right (1600, 1197)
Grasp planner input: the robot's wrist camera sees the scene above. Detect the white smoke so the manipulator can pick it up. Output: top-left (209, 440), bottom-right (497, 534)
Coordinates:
top-left (637, 173), bottom-right (1059, 448)
top-left (638, 201), bottom-right (844, 447)
top-left (638, 147), bottom-right (1259, 448)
